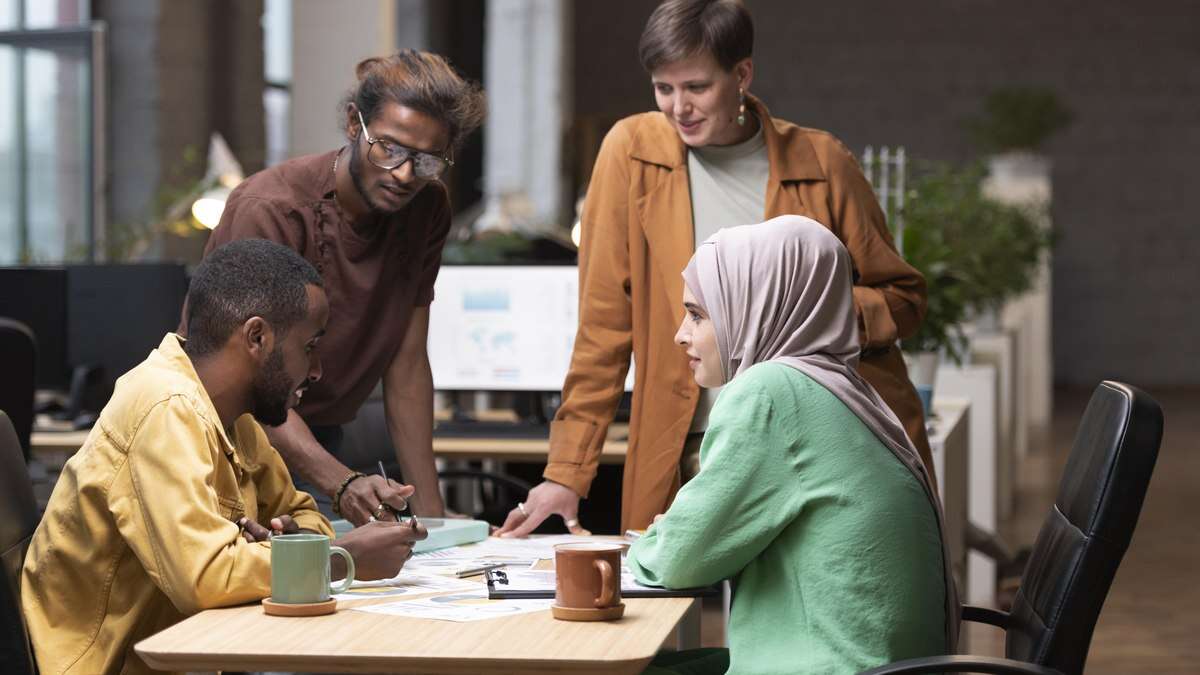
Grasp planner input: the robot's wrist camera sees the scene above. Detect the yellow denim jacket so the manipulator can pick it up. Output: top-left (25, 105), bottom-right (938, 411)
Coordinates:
top-left (21, 334), bottom-right (332, 674)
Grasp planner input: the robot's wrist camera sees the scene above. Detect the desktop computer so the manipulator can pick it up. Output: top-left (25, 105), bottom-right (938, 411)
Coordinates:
top-left (425, 264), bottom-right (631, 534)
top-left (426, 265), bottom-right (635, 394)
top-left (0, 264), bottom-right (188, 424)
top-left (65, 264), bottom-right (189, 409)
top-left (0, 267), bottom-right (70, 389)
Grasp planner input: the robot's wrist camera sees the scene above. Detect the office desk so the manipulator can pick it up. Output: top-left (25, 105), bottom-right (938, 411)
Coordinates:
top-left (928, 397), bottom-right (970, 643)
top-left (30, 421), bottom-right (630, 465)
top-left (135, 536), bottom-right (698, 675)
top-left (433, 424), bottom-right (628, 464)
top-left (29, 428), bottom-right (89, 456)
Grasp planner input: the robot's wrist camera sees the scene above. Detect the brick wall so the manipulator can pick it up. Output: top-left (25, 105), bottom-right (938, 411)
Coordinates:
top-left (574, 0), bottom-right (1200, 387)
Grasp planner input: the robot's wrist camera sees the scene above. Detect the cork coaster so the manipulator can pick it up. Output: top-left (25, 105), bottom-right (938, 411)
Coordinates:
top-left (551, 602), bottom-right (625, 621)
top-left (262, 597), bottom-right (337, 617)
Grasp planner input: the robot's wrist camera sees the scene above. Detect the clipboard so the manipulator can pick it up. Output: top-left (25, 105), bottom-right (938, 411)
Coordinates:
top-left (485, 569), bottom-right (718, 599)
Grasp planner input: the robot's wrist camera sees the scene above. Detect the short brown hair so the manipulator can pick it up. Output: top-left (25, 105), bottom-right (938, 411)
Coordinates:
top-left (344, 49), bottom-right (486, 152)
top-left (638, 0), bottom-right (754, 73)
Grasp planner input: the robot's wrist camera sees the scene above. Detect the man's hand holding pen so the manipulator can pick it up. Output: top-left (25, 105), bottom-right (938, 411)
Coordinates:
top-left (335, 519), bottom-right (428, 580)
top-left (338, 474), bottom-right (414, 527)
top-left (372, 461), bottom-right (420, 528)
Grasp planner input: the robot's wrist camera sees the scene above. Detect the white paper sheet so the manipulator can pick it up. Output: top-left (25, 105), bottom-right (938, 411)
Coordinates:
top-left (351, 589), bottom-right (555, 622)
top-left (332, 572), bottom-right (478, 601)
top-left (403, 557), bottom-right (539, 576)
top-left (407, 535), bottom-right (608, 567)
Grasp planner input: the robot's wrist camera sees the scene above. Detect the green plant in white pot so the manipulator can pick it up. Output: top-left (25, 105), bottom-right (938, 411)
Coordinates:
top-left (966, 86), bottom-right (1069, 435)
top-left (899, 162), bottom-right (1053, 395)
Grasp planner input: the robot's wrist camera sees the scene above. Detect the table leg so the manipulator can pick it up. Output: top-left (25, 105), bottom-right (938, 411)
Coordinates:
top-left (674, 597), bottom-right (702, 650)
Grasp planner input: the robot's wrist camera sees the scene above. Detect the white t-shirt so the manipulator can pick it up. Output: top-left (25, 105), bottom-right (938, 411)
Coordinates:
top-left (685, 121), bottom-right (769, 432)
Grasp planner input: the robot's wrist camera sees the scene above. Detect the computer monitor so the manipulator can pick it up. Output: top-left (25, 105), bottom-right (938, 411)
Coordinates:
top-left (0, 267), bottom-right (70, 388)
top-left (427, 265), bottom-right (635, 392)
top-left (66, 263), bottom-right (189, 405)
top-left (0, 263), bottom-right (188, 408)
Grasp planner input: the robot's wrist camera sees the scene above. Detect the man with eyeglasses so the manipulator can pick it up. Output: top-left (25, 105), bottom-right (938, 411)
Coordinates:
top-left (189, 50), bottom-right (486, 525)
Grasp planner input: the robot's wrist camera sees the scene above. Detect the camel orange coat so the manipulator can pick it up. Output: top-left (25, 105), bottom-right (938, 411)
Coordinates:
top-left (544, 97), bottom-right (933, 530)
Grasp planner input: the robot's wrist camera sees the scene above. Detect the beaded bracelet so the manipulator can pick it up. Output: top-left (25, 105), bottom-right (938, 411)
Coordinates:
top-left (332, 471), bottom-right (367, 517)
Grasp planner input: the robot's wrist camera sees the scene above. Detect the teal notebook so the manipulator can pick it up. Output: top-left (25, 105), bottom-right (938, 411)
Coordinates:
top-left (329, 517), bottom-right (489, 553)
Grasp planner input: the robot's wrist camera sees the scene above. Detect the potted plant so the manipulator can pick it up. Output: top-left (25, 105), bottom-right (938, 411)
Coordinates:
top-left (965, 87), bottom-right (1068, 440)
top-left (899, 162), bottom-right (1053, 404)
top-left (965, 86), bottom-right (1074, 155)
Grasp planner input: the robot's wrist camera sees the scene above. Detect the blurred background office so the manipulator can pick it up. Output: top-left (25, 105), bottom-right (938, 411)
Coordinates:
top-left (1, 2), bottom-right (1197, 672)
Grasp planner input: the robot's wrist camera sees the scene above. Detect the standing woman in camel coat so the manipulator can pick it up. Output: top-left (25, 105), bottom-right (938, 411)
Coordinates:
top-left (498, 0), bottom-right (932, 536)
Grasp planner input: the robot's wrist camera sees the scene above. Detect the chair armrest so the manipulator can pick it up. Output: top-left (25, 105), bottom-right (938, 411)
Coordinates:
top-left (859, 655), bottom-right (1065, 675)
top-left (962, 604), bottom-right (1012, 629)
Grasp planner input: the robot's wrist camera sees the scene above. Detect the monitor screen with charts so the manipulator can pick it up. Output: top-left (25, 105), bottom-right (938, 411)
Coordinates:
top-left (427, 265), bottom-right (634, 392)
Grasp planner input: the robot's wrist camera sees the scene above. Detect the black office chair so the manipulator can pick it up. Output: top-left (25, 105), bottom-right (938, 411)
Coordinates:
top-left (0, 411), bottom-right (40, 675)
top-left (861, 381), bottom-right (1163, 675)
top-left (437, 469), bottom-right (534, 524)
top-left (0, 318), bottom-right (37, 461)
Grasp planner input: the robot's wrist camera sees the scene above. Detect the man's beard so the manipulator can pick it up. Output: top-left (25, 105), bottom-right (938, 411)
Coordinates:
top-left (251, 347), bottom-right (296, 427)
top-left (349, 139), bottom-right (395, 215)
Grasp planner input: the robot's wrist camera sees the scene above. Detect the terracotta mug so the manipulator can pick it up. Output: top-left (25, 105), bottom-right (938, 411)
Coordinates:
top-left (552, 543), bottom-right (624, 621)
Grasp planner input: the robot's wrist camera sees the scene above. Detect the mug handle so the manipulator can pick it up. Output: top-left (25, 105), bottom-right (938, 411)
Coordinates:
top-left (329, 545), bottom-right (355, 595)
top-left (593, 559), bottom-right (617, 608)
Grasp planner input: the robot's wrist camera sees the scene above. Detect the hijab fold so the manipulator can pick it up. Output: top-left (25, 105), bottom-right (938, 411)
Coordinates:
top-left (682, 215), bottom-right (960, 648)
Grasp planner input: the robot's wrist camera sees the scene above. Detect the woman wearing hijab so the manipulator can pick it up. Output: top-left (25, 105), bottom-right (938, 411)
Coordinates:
top-left (628, 216), bottom-right (956, 675)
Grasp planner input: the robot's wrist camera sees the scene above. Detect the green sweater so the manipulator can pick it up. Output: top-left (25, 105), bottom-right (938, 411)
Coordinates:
top-left (628, 363), bottom-right (947, 675)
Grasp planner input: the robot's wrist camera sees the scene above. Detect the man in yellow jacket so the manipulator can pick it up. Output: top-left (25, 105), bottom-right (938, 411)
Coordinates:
top-left (21, 240), bottom-right (424, 675)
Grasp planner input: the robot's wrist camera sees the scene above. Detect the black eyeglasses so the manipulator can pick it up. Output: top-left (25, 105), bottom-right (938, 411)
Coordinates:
top-left (356, 109), bottom-right (454, 179)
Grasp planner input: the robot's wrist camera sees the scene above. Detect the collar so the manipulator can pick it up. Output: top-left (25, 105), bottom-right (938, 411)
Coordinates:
top-left (320, 148), bottom-right (340, 200)
top-left (628, 94), bottom-right (826, 182)
top-left (156, 333), bottom-right (241, 462)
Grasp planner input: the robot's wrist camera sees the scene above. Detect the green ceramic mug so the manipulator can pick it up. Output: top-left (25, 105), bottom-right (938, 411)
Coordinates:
top-left (270, 533), bottom-right (355, 604)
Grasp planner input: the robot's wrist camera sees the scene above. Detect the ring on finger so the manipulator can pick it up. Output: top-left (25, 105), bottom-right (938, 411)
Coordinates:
top-left (374, 503), bottom-right (389, 518)
top-left (367, 515), bottom-right (377, 523)
top-left (517, 501), bottom-right (529, 517)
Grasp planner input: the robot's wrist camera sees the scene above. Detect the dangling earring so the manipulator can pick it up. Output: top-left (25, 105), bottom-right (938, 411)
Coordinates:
top-left (737, 87), bottom-right (746, 127)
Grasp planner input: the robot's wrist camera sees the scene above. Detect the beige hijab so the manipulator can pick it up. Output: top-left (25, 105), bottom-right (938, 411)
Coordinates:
top-left (682, 215), bottom-right (959, 648)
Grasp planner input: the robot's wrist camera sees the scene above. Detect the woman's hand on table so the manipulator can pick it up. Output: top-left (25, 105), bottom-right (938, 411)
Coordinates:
top-left (495, 480), bottom-right (590, 538)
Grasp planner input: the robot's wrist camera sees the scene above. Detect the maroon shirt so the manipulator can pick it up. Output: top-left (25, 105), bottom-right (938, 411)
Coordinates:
top-left (199, 150), bottom-right (450, 426)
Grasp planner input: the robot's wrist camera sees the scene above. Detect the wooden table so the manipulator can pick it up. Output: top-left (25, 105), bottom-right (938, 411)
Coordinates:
top-left (134, 537), bottom-right (699, 674)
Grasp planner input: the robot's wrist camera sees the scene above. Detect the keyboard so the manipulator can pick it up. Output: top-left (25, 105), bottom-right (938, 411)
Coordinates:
top-left (433, 419), bottom-right (551, 439)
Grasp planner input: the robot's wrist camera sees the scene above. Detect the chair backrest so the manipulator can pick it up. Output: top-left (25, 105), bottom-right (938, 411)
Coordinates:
top-left (0, 411), bottom-right (39, 675)
top-left (1005, 381), bottom-right (1163, 674)
top-left (0, 318), bottom-right (37, 460)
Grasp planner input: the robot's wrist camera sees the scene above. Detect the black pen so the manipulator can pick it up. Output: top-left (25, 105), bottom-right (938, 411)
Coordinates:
top-left (377, 460), bottom-right (419, 529)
